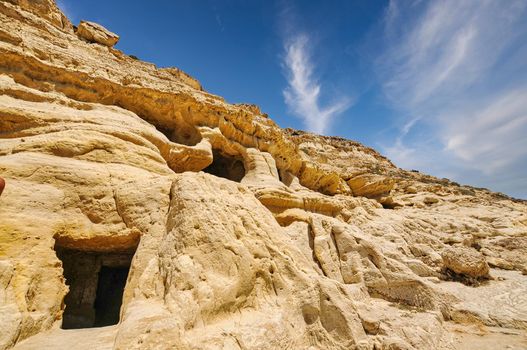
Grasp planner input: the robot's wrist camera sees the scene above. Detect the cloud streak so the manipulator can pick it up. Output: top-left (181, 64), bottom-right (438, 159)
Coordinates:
top-left (56, 0), bottom-right (76, 23)
top-left (443, 88), bottom-right (527, 174)
top-left (376, 0), bottom-right (527, 198)
top-left (282, 35), bottom-right (351, 135)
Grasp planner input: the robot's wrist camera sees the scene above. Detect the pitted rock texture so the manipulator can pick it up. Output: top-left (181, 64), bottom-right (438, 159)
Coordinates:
top-left (1, 1), bottom-right (527, 350)
top-left (441, 246), bottom-right (490, 279)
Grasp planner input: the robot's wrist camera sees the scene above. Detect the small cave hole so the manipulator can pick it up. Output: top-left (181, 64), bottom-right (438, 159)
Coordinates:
top-left (203, 150), bottom-right (246, 182)
top-left (155, 123), bottom-right (202, 146)
top-left (171, 124), bottom-right (202, 146)
top-left (381, 202), bottom-right (396, 209)
top-left (277, 169), bottom-right (294, 187)
top-left (471, 241), bottom-right (482, 251)
top-left (380, 197), bottom-right (401, 210)
top-left (55, 244), bottom-right (135, 329)
top-left (157, 125), bottom-right (174, 141)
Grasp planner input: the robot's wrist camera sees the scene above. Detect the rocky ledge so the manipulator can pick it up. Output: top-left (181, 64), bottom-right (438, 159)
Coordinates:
top-left (0, 1), bottom-right (526, 349)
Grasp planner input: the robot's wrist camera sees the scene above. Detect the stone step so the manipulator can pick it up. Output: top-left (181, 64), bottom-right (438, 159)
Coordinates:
top-left (13, 326), bottom-right (117, 350)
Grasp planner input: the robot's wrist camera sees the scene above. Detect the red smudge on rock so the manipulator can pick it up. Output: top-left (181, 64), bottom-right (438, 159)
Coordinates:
top-left (0, 177), bottom-right (5, 196)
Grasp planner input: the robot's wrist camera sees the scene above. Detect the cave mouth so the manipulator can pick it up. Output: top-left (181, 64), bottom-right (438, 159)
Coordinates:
top-left (55, 245), bottom-right (135, 329)
top-left (156, 121), bottom-right (202, 146)
top-left (203, 150), bottom-right (245, 182)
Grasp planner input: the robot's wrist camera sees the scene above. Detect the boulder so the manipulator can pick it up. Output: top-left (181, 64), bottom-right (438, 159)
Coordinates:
top-left (347, 174), bottom-right (395, 198)
top-left (76, 20), bottom-right (119, 47)
top-left (441, 246), bottom-right (490, 278)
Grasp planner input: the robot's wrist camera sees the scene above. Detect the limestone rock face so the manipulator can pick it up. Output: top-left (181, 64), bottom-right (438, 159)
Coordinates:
top-left (1, 0), bottom-right (71, 29)
top-left (1, 1), bottom-right (527, 350)
top-left (76, 21), bottom-right (119, 47)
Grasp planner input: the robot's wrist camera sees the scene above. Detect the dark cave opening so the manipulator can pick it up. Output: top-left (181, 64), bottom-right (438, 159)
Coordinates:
top-left (94, 266), bottom-right (129, 327)
top-left (203, 150), bottom-right (246, 182)
top-left (55, 246), bottom-right (134, 329)
top-left (381, 202), bottom-right (396, 209)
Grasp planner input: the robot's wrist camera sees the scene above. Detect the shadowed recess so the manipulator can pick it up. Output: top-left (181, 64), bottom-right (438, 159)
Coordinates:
top-left (202, 149), bottom-right (246, 182)
top-left (55, 243), bottom-right (135, 329)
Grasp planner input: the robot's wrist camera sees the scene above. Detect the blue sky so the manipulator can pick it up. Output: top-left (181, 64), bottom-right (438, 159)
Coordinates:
top-left (57, 0), bottom-right (527, 199)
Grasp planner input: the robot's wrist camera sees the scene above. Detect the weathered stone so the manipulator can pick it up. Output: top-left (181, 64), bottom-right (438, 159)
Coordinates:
top-left (1, 0), bottom-right (72, 30)
top-left (76, 20), bottom-right (119, 47)
top-left (441, 246), bottom-right (490, 278)
top-left (347, 174), bottom-right (395, 198)
top-left (1, 1), bottom-right (526, 349)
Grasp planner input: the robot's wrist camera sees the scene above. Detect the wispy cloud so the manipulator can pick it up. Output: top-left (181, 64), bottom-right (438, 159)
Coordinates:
top-left (215, 14), bottom-right (225, 32)
top-left (282, 34), bottom-right (352, 135)
top-left (443, 88), bottom-right (527, 174)
top-left (56, 0), bottom-right (76, 23)
top-left (376, 0), bottom-right (527, 198)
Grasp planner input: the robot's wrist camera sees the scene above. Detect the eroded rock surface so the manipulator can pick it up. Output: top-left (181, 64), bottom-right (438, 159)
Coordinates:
top-left (76, 21), bottom-right (119, 47)
top-left (441, 246), bottom-right (490, 280)
top-left (1, 1), bottom-right (526, 349)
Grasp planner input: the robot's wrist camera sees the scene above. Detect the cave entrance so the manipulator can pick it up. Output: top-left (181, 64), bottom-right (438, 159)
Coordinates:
top-left (55, 245), bottom-right (134, 329)
top-left (94, 266), bottom-right (129, 327)
top-left (203, 150), bottom-right (245, 182)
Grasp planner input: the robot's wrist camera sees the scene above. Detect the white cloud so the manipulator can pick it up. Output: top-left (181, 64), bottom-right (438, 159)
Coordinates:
top-left (376, 0), bottom-right (527, 198)
top-left (443, 89), bottom-right (527, 174)
top-left (282, 34), bottom-right (351, 135)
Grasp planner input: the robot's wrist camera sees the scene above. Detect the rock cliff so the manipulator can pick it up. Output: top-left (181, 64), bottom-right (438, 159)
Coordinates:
top-left (0, 1), bottom-right (526, 349)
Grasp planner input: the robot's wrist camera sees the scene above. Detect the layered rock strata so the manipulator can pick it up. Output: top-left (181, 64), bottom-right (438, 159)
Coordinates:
top-left (0, 1), bottom-right (526, 350)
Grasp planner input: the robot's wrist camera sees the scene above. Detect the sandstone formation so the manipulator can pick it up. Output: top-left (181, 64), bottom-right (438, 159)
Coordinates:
top-left (0, 1), bottom-right (526, 349)
top-left (76, 21), bottom-right (119, 47)
top-left (441, 246), bottom-right (490, 280)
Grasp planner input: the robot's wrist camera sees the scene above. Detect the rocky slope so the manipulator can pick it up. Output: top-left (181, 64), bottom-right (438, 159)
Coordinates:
top-left (0, 1), bottom-right (526, 349)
